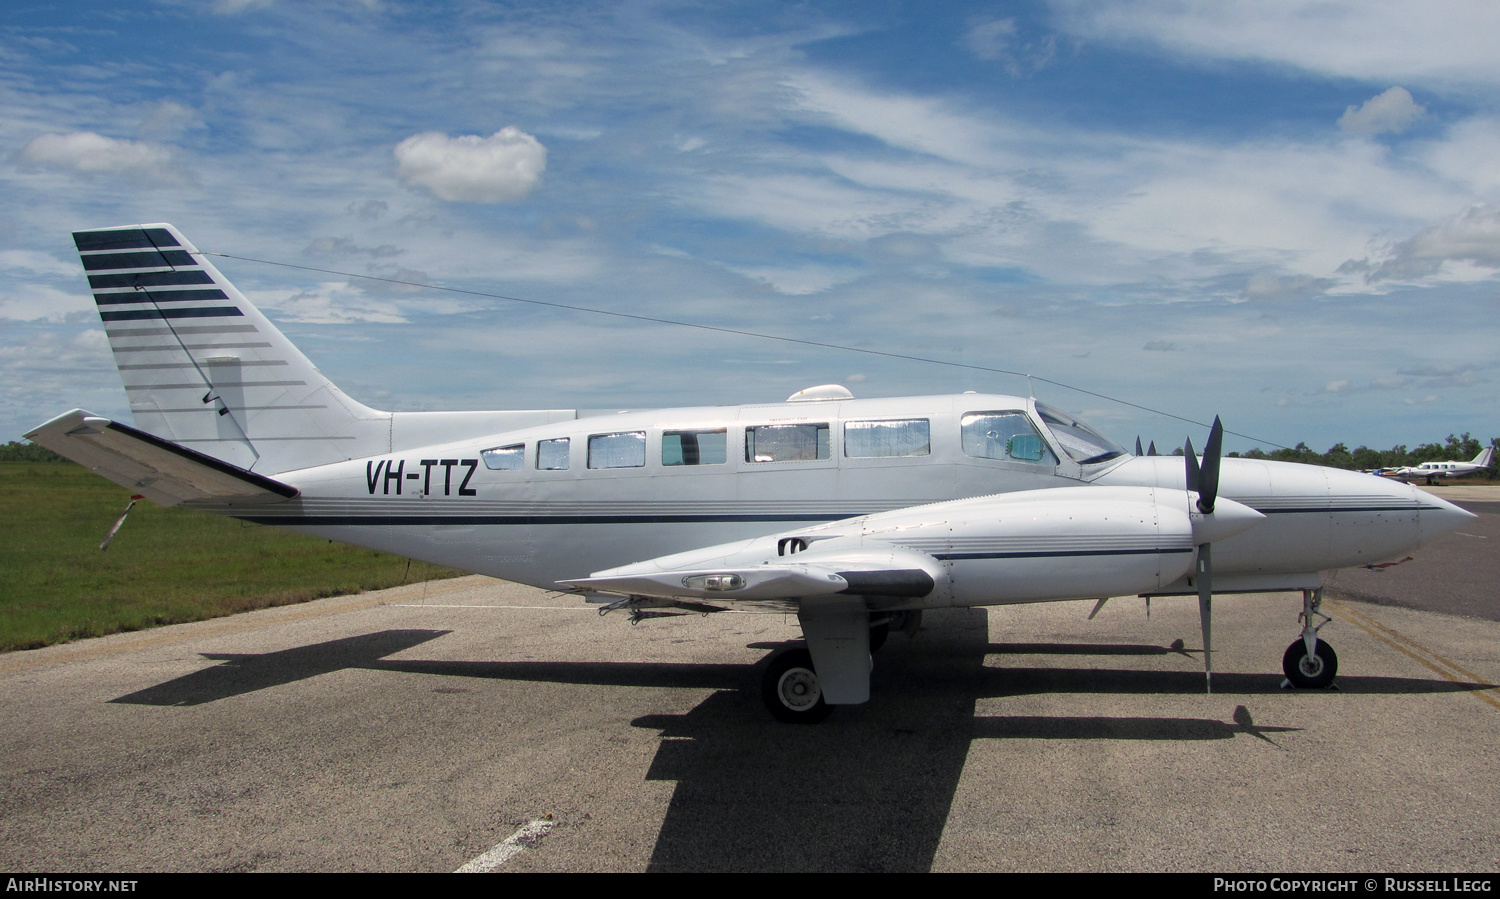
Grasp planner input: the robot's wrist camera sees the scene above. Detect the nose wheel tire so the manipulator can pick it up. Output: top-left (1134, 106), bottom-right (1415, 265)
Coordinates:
top-left (763, 648), bottom-right (832, 723)
top-left (1282, 638), bottom-right (1338, 689)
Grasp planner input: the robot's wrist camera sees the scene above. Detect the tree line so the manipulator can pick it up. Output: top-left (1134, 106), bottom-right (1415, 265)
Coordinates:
top-left (0, 441), bottom-right (65, 463)
top-left (1224, 432), bottom-right (1498, 479)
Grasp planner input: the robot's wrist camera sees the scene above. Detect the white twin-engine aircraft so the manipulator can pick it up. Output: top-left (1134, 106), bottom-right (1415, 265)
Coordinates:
top-left (1380, 447), bottom-right (1495, 486)
top-left (27, 224), bottom-right (1474, 722)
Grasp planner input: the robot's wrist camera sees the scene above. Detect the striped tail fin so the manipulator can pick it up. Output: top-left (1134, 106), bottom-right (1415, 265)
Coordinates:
top-left (76, 223), bottom-right (392, 475)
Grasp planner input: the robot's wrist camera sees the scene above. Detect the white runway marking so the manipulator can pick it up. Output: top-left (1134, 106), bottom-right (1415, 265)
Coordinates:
top-left (455, 819), bottom-right (555, 872)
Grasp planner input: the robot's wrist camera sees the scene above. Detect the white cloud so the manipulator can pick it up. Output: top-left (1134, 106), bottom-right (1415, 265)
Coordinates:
top-left (787, 75), bottom-right (1019, 168)
top-left (1241, 272), bottom-right (1336, 301)
top-left (211, 0), bottom-right (378, 12)
top-left (252, 283), bottom-right (408, 325)
top-left (1420, 117), bottom-right (1500, 195)
top-left (347, 199), bottom-right (389, 221)
top-left (778, 76), bottom-right (1471, 285)
top-left (1086, 139), bottom-right (1467, 276)
top-left (304, 237), bottom-right (402, 259)
top-left (0, 330), bottom-right (120, 431)
top-left (212, 0), bottom-right (276, 12)
top-left (137, 101), bottom-right (204, 141)
top-left (960, 17), bottom-right (1057, 77)
top-left (0, 250), bottom-right (78, 278)
top-left (1342, 204), bottom-right (1500, 281)
top-left (393, 128), bottom-right (547, 203)
top-left (1055, 1), bottom-right (1500, 88)
top-left (12, 131), bottom-right (178, 183)
top-left (683, 173), bottom-right (919, 240)
top-left (726, 263), bottom-right (863, 295)
top-left (0, 284), bottom-right (93, 322)
top-left (961, 18), bottom-right (1017, 61)
top-left (1339, 87), bottom-right (1425, 135)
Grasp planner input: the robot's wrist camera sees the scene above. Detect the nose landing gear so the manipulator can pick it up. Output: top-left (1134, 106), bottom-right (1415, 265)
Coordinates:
top-left (1282, 588), bottom-right (1338, 689)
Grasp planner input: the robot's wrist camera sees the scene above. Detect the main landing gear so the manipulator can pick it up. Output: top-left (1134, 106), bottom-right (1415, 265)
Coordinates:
top-left (762, 648), bottom-right (831, 723)
top-left (1282, 587), bottom-right (1339, 689)
top-left (762, 610), bottom-right (907, 723)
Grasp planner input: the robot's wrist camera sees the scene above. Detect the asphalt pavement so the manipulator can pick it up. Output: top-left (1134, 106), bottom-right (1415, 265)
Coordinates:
top-left (1, 484), bottom-right (1495, 872)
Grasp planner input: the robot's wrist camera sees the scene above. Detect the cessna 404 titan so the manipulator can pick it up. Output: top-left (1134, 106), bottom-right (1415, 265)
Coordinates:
top-left (27, 224), bottom-right (1475, 722)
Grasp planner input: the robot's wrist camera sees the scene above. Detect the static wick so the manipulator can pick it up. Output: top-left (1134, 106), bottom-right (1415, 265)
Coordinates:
top-left (100, 495), bottom-right (143, 551)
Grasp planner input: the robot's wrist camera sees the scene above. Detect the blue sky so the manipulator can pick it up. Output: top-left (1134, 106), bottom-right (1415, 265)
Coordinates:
top-left (2, 0), bottom-right (1497, 454)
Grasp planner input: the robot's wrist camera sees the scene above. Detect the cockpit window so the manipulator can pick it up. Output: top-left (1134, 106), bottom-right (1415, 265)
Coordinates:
top-left (481, 444), bottom-right (524, 471)
top-left (961, 412), bottom-right (1058, 465)
top-left (1035, 403), bottom-right (1126, 465)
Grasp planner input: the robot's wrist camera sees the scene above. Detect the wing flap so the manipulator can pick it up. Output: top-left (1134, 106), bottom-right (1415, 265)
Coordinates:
top-left (25, 409), bottom-right (298, 506)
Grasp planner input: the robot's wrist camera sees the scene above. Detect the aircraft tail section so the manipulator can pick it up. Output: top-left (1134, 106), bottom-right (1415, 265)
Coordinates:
top-left (1472, 447), bottom-right (1494, 468)
top-left (75, 224), bottom-right (392, 475)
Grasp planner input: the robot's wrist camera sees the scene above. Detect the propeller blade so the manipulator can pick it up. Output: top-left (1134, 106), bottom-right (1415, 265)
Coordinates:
top-left (1198, 416), bottom-right (1224, 514)
top-left (1184, 435), bottom-right (1200, 493)
top-left (1135, 436), bottom-right (1144, 456)
top-left (1147, 441), bottom-right (1158, 456)
top-left (1197, 542), bottom-right (1213, 694)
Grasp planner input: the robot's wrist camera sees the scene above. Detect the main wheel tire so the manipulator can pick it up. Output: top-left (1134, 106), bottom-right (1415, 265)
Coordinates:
top-left (762, 648), bottom-right (832, 723)
top-left (869, 621), bottom-right (890, 653)
top-left (1282, 638), bottom-right (1338, 689)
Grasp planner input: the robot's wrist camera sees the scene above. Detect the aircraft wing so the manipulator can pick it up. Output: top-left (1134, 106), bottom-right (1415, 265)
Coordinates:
top-left (25, 409), bottom-right (299, 507)
top-left (559, 537), bottom-right (940, 603)
top-left (562, 484), bottom-right (1267, 610)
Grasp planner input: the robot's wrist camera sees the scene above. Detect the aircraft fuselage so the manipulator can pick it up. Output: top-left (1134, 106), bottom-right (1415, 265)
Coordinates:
top-left (198, 393), bottom-right (1464, 605)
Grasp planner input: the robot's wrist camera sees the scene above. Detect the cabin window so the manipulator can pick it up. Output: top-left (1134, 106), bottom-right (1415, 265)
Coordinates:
top-left (746, 423), bottom-right (830, 462)
top-left (588, 431), bottom-right (647, 469)
top-left (663, 429), bottom-right (727, 466)
top-left (481, 443), bottom-right (525, 471)
top-left (844, 418), bottom-right (930, 458)
top-left (537, 437), bottom-right (570, 470)
top-left (961, 412), bottom-right (1058, 465)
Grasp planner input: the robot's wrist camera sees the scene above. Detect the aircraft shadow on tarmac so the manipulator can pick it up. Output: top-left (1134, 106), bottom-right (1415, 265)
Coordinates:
top-left (109, 629), bottom-right (451, 706)
top-left (107, 612), bottom-right (1494, 872)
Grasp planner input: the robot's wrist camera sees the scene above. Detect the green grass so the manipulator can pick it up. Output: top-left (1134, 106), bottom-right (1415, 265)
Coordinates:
top-left (0, 462), bottom-right (464, 652)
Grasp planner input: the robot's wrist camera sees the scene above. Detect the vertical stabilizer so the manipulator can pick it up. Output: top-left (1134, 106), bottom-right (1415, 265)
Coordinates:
top-left (75, 224), bottom-right (392, 474)
top-left (1474, 447), bottom-right (1495, 468)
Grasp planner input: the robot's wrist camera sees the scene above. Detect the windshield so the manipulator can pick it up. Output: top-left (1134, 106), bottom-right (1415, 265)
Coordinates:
top-left (1035, 403), bottom-right (1127, 465)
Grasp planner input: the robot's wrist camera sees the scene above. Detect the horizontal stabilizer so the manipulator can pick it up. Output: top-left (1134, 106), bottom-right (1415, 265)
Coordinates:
top-left (25, 409), bottom-right (298, 507)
